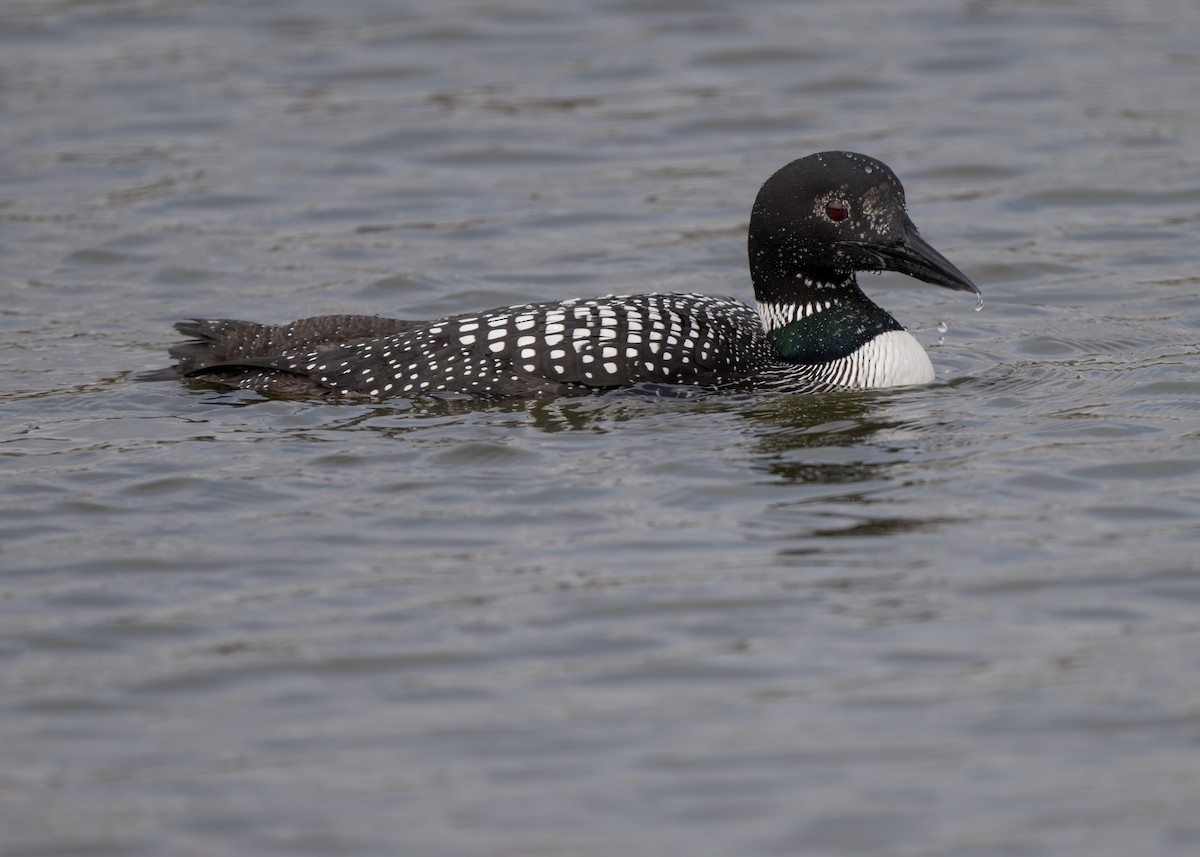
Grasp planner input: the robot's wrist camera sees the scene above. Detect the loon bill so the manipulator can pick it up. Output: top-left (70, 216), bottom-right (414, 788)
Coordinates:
top-left (143, 151), bottom-right (980, 400)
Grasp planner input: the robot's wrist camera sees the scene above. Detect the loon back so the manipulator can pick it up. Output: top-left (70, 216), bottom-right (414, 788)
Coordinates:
top-left (143, 151), bottom-right (979, 400)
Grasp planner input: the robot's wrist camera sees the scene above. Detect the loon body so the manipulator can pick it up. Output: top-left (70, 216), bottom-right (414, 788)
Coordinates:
top-left (145, 152), bottom-right (979, 400)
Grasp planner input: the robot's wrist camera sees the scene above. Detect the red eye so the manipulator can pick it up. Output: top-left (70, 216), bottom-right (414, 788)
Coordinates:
top-left (825, 200), bottom-right (849, 222)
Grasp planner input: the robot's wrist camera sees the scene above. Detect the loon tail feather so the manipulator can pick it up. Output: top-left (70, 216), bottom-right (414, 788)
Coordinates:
top-left (138, 314), bottom-right (421, 387)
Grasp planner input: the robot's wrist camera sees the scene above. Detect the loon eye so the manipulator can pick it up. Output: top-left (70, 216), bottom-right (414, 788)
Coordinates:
top-left (825, 200), bottom-right (849, 222)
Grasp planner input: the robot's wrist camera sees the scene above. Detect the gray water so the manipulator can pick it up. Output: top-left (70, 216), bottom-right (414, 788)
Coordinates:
top-left (4, 1), bottom-right (1200, 855)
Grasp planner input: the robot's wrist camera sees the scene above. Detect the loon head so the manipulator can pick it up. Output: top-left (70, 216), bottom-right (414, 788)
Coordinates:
top-left (747, 151), bottom-right (979, 304)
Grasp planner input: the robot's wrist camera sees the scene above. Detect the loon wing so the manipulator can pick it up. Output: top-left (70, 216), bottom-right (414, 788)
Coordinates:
top-left (170, 294), bottom-right (766, 399)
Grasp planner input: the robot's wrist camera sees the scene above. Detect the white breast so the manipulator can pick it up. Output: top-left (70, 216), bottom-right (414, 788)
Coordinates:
top-left (839, 329), bottom-right (935, 389)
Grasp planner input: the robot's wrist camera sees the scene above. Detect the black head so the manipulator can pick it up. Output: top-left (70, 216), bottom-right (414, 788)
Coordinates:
top-left (748, 151), bottom-right (979, 303)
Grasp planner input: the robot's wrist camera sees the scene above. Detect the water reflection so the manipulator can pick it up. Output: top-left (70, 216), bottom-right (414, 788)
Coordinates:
top-left (309, 385), bottom-right (894, 439)
top-left (738, 392), bottom-right (902, 484)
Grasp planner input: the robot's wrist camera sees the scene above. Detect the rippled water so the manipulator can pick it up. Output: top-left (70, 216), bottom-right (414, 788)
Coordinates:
top-left (4, 1), bottom-right (1200, 855)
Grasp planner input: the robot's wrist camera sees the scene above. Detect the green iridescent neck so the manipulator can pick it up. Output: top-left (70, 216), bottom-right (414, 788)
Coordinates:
top-left (759, 294), bottom-right (904, 364)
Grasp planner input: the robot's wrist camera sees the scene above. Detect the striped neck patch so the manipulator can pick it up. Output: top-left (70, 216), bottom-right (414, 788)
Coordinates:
top-left (756, 299), bottom-right (838, 331)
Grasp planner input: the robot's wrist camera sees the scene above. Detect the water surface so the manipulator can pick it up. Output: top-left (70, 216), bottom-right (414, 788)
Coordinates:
top-left (4, 1), bottom-right (1200, 855)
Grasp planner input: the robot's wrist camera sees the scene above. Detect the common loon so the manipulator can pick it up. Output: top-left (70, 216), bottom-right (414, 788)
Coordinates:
top-left (144, 151), bottom-right (979, 399)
